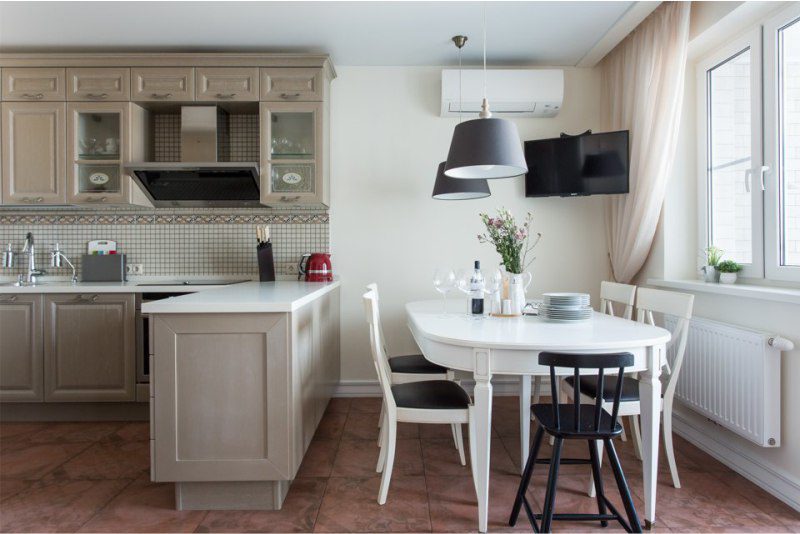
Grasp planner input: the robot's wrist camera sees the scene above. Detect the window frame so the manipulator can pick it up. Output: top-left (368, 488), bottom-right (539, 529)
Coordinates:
top-left (696, 28), bottom-right (764, 279)
top-left (764, 3), bottom-right (800, 283)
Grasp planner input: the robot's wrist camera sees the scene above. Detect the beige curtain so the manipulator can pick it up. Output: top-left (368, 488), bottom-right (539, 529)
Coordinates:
top-left (601, 2), bottom-right (691, 283)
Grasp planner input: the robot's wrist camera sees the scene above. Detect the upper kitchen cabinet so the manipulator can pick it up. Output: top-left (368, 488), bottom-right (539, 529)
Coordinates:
top-left (1, 101), bottom-right (66, 204)
top-left (2, 68), bottom-right (66, 101)
top-left (66, 101), bottom-right (141, 205)
top-left (260, 101), bottom-right (328, 206)
top-left (67, 68), bottom-right (131, 101)
top-left (132, 67), bottom-right (195, 102)
top-left (196, 67), bottom-right (259, 102)
top-left (261, 68), bottom-right (323, 102)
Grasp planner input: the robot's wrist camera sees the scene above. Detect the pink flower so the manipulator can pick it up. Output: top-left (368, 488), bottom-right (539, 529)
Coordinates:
top-left (515, 230), bottom-right (527, 240)
top-left (493, 219), bottom-right (503, 228)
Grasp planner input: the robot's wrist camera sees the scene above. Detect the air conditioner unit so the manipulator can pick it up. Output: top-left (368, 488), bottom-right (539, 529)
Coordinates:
top-left (441, 69), bottom-right (564, 118)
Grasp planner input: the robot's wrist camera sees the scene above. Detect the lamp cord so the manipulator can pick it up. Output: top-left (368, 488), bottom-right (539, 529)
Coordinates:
top-left (458, 42), bottom-right (463, 123)
top-left (483, 3), bottom-right (486, 99)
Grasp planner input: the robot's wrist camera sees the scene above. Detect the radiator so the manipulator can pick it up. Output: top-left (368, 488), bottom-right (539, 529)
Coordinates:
top-left (664, 315), bottom-right (793, 447)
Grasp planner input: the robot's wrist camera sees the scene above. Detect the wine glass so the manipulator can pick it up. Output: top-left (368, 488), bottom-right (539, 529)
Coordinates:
top-left (433, 268), bottom-right (456, 314)
top-left (483, 269), bottom-right (503, 315)
top-left (455, 268), bottom-right (472, 296)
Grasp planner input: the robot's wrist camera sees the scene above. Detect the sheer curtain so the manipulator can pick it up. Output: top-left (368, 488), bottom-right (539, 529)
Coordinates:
top-left (601, 2), bottom-right (691, 283)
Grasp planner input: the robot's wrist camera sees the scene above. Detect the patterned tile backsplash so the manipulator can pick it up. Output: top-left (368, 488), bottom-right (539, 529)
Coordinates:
top-left (0, 208), bottom-right (328, 278)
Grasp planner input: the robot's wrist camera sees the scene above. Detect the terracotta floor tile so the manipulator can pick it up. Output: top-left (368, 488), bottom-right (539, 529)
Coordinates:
top-left (313, 413), bottom-right (347, 441)
top-left (419, 423), bottom-right (457, 439)
top-left (101, 422), bottom-right (150, 442)
top-left (348, 397), bottom-right (383, 413)
top-left (314, 476), bottom-right (431, 532)
top-left (0, 477), bottom-right (130, 532)
top-left (421, 437), bottom-right (516, 477)
top-left (0, 423), bottom-right (48, 443)
top-left (198, 478), bottom-right (327, 533)
top-left (78, 476), bottom-right (206, 533)
top-left (0, 441), bottom-right (90, 479)
top-left (51, 440), bottom-right (150, 480)
top-left (712, 471), bottom-right (800, 530)
top-left (28, 422), bottom-right (123, 444)
top-left (0, 478), bottom-right (33, 502)
top-left (297, 440), bottom-right (339, 478)
top-left (324, 397), bottom-right (352, 415)
top-left (341, 412), bottom-right (420, 440)
top-left (332, 439), bottom-right (422, 478)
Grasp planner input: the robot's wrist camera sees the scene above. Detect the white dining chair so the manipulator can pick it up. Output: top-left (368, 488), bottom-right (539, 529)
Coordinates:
top-left (366, 283), bottom-right (463, 456)
top-left (364, 289), bottom-right (475, 504)
top-left (600, 280), bottom-right (637, 320)
top-left (562, 287), bottom-right (694, 495)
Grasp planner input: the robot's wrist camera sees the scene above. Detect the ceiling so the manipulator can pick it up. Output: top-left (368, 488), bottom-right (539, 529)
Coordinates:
top-left (0, 1), bottom-right (646, 67)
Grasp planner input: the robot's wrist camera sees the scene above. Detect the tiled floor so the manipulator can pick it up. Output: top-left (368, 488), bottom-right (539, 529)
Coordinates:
top-left (1, 396), bottom-right (798, 533)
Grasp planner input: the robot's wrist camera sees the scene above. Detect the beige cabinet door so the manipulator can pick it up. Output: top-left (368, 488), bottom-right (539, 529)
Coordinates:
top-left (132, 68), bottom-right (195, 102)
top-left (259, 101), bottom-right (324, 205)
top-left (1, 102), bottom-right (66, 205)
top-left (0, 294), bottom-right (44, 402)
top-left (196, 68), bottom-right (259, 102)
top-left (260, 68), bottom-right (323, 102)
top-left (67, 68), bottom-right (131, 101)
top-left (66, 102), bottom-right (130, 204)
top-left (44, 294), bottom-right (136, 402)
top-left (2, 68), bottom-right (66, 101)
top-left (152, 313), bottom-right (291, 482)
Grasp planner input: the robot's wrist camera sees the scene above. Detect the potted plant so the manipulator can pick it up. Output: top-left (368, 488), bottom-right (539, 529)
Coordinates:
top-left (717, 260), bottom-right (742, 284)
top-left (701, 246), bottom-right (723, 283)
top-left (478, 208), bottom-right (541, 315)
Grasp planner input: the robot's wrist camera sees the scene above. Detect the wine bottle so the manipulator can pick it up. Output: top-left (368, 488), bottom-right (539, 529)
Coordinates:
top-left (470, 260), bottom-right (485, 315)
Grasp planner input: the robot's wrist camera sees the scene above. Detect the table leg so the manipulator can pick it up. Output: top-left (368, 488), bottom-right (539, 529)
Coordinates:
top-left (639, 344), bottom-right (663, 529)
top-left (519, 375), bottom-right (531, 474)
top-left (472, 348), bottom-right (493, 533)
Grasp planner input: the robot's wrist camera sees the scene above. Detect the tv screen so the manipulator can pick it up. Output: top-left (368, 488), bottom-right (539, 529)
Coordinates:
top-left (524, 130), bottom-right (629, 197)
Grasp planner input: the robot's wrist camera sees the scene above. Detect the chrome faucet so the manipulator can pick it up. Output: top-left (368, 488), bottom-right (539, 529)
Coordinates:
top-left (21, 232), bottom-right (46, 285)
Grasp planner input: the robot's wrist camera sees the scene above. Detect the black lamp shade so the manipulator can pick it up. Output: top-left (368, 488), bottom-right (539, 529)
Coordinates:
top-left (444, 118), bottom-right (528, 179)
top-left (432, 162), bottom-right (491, 200)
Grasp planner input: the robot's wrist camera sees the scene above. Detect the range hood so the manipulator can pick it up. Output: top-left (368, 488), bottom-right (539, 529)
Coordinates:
top-left (127, 107), bottom-right (260, 207)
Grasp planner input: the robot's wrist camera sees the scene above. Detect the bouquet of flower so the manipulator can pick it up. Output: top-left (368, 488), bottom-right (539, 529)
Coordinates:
top-left (477, 208), bottom-right (541, 274)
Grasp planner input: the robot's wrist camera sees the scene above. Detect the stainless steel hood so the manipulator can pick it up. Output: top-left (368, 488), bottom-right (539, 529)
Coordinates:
top-left (127, 106), bottom-right (261, 207)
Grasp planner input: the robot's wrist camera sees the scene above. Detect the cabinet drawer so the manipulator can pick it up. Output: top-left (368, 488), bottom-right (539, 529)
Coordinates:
top-left (196, 68), bottom-right (259, 101)
top-left (2, 68), bottom-right (66, 101)
top-left (260, 68), bottom-right (323, 101)
top-left (132, 68), bottom-right (194, 102)
top-left (67, 68), bottom-right (130, 101)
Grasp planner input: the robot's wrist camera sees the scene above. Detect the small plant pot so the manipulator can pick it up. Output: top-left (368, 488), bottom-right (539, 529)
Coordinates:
top-left (702, 265), bottom-right (719, 283)
top-left (719, 272), bottom-right (738, 284)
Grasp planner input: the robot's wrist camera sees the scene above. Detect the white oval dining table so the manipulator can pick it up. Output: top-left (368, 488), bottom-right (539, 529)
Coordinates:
top-left (406, 300), bottom-right (671, 532)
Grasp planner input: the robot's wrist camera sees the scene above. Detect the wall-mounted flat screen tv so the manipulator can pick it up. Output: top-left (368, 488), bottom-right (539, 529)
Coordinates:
top-left (524, 130), bottom-right (629, 197)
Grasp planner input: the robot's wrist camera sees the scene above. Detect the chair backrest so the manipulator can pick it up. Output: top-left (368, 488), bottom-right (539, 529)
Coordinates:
top-left (600, 281), bottom-right (637, 320)
top-left (363, 288), bottom-right (396, 409)
top-left (635, 287), bottom-right (694, 401)
top-left (365, 282), bottom-right (391, 356)
top-left (540, 351), bottom-right (634, 433)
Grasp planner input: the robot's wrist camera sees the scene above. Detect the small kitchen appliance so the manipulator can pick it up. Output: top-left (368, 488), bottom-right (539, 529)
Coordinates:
top-left (298, 253), bottom-right (333, 282)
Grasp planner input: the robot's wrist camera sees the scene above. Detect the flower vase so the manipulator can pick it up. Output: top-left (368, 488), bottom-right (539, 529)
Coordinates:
top-left (501, 271), bottom-right (532, 316)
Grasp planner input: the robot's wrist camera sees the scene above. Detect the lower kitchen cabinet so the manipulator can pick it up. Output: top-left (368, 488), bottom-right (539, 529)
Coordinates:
top-left (0, 294), bottom-right (44, 402)
top-left (44, 293), bottom-right (136, 402)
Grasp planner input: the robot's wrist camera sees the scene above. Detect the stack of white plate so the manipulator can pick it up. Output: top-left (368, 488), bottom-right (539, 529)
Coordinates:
top-left (539, 293), bottom-right (592, 322)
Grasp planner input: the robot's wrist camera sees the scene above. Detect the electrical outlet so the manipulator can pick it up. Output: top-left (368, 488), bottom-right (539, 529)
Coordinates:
top-left (126, 264), bottom-right (144, 275)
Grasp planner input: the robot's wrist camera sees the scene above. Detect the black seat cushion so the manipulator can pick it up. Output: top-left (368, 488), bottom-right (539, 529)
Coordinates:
top-left (564, 375), bottom-right (641, 402)
top-left (392, 380), bottom-right (471, 410)
top-left (388, 354), bottom-right (448, 374)
top-left (532, 404), bottom-right (623, 438)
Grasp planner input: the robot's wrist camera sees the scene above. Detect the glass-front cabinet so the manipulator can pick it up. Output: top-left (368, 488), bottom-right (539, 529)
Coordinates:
top-left (66, 102), bottom-right (129, 204)
top-left (260, 101), bottom-right (326, 205)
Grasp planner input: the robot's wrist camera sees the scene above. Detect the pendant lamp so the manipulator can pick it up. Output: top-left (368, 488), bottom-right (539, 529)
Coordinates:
top-left (432, 161), bottom-right (490, 200)
top-left (432, 35), bottom-right (492, 200)
top-left (444, 7), bottom-right (527, 180)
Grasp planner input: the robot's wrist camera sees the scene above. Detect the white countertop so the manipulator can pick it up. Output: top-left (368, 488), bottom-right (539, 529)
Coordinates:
top-left (0, 277), bottom-right (255, 294)
top-left (142, 280), bottom-right (340, 314)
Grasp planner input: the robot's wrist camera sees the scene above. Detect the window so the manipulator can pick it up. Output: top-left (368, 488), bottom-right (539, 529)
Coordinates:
top-left (699, 4), bottom-right (800, 282)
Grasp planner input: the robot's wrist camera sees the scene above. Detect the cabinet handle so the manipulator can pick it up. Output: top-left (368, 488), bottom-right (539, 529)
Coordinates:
top-left (85, 93), bottom-right (109, 99)
top-left (280, 93), bottom-right (301, 99)
top-left (280, 195), bottom-right (301, 202)
top-left (21, 93), bottom-right (44, 100)
top-left (215, 93), bottom-right (237, 99)
top-left (76, 294), bottom-right (99, 302)
top-left (150, 93), bottom-right (173, 99)
top-left (85, 196), bottom-right (108, 203)
top-left (22, 197), bottom-right (44, 203)
top-left (0, 295), bottom-right (18, 302)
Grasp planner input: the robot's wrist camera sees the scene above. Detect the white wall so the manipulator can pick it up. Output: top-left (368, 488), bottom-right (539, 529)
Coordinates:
top-left (330, 66), bottom-right (610, 382)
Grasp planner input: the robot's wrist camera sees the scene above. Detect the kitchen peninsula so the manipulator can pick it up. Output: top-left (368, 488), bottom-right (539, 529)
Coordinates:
top-left (143, 280), bottom-right (340, 511)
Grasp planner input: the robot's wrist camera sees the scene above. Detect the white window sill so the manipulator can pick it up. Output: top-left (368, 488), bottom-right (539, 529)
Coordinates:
top-left (647, 279), bottom-right (800, 306)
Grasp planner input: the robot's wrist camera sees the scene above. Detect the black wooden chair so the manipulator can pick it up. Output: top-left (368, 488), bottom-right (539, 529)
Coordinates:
top-left (509, 351), bottom-right (642, 533)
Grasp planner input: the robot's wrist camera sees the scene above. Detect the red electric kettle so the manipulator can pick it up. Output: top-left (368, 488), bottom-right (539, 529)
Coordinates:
top-left (298, 253), bottom-right (333, 282)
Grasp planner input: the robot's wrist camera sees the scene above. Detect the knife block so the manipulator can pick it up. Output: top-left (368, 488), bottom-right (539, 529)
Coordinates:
top-left (257, 242), bottom-right (276, 282)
